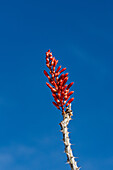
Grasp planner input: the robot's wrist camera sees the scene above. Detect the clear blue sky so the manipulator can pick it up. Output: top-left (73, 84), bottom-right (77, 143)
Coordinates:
top-left (0, 0), bottom-right (113, 169)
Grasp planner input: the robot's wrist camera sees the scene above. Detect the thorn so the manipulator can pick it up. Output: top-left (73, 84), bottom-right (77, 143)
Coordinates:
top-left (63, 141), bottom-right (67, 145)
top-left (65, 161), bottom-right (70, 164)
top-left (76, 167), bottom-right (81, 170)
top-left (72, 156), bottom-right (78, 159)
top-left (59, 130), bottom-right (63, 133)
top-left (70, 118), bottom-right (73, 120)
top-left (71, 143), bottom-right (75, 146)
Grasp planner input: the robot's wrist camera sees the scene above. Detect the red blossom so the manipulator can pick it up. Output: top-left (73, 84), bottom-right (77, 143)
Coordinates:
top-left (59, 67), bottom-right (66, 74)
top-left (67, 82), bottom-right (74, 89)
top-left (67, 91), bottom-right (74, 96)
top-left (56, 65), bottom-right (61, 73)
top-left (44, 50), bottom-right (74, 113)
top-left (52, 102), bottom-right (60, 109)
top-left (66, 98), bottom-right (74, 107)
top-left (44, 70), bottom-right (49, 78)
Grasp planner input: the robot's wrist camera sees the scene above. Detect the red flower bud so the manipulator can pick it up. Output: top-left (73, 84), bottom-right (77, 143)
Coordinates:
top-left (51, 88), bottom-right (57, 93)
top-left (51, 57), bottom-right (55, 66)
top-left (55, 72), bottom-right (60, 77)
top-left (64, 95), bottom-right (67, 99)
top-left (62, 84), bottom-right (68, 91)
top-left (54, 97), bottom-right (60, 104)
top-left (55, 60), bottom-right (58, 66)
top-left (63, 101), bottom-right (67, 104)
top-left (46, 63), bottom-right (50, 68)
top-left (44, 70), bottom-right (50, 79)
top-left (46, 50), bottom-right (50, 56)
top-left (46, 52), bottom-right (49, 57)
top-left (53, 66), bottom-right (55, 71)
top-left (46, 82), bottom-right (53, 90)
top-left (48, 52), bottom-right (52, 58)
top-left (54, 59), bottom-right (58, 67)
top-left (52, 102), bottom-right (60, 109)
top-left (46, 57), bottom-right (49, 62)
top-left (66, 97), bottom-right (74, 107)
top-left (52, 81), bottom-right (58, 90)
top-left (64, 89), bottom-right (69, 94)
top-left (59, 67), bottom-right (66, 74)
top-left (64, 95), bottom-right (70, 101)
top-left (67, 91), bottom-right (74, 96)
top-left (62, 77), bottom-right (68, 86)
top-left (67, 82), bottom-right (74, 89)
top-left (51, 73), bottom-right (54, 78)
top-left (52, 93), bottom-right (56, 97)
top-left (46, 82), bottom-right (57, 93)
top-left (59, 74), bottom-right (65, 81)
top-left (56, 65), bottom-right (61, 73)
top-left (64, 73), bottom-right (69, 77)
top-left (58, 92), bottom-right (60, 98)
top-left (49, 52), bottom-right (52, 56)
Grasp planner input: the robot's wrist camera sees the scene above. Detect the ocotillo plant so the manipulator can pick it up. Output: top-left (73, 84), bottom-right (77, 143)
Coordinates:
top-left (44, 50), bottom-right (80, 170)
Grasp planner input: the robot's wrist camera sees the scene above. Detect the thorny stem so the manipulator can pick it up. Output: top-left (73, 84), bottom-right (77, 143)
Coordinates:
top-left (59, 104), bottom-right (80, 170)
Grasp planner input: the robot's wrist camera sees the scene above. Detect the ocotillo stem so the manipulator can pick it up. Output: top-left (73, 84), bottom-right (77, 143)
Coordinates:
top-left (59, 104), bottom-right (80, 170)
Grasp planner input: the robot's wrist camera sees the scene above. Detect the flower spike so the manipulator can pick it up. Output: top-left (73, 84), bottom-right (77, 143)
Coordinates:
top-left (44, 50), bottom-right (74, 113)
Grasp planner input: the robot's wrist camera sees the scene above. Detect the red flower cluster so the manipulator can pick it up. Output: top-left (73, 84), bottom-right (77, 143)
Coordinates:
top-left (44, 50), bottom-right (74, 113)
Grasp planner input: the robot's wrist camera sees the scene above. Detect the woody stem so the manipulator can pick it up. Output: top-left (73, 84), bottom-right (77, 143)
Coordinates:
top-left (59, 104), bottom-right (80, 170)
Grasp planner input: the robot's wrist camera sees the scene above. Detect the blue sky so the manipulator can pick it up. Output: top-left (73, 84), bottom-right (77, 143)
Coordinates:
top-left (0, 0), bottom-right (113, 169)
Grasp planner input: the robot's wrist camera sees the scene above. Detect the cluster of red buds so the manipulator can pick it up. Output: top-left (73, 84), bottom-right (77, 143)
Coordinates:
top-left (44, 50), bottom-right (74, 114)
